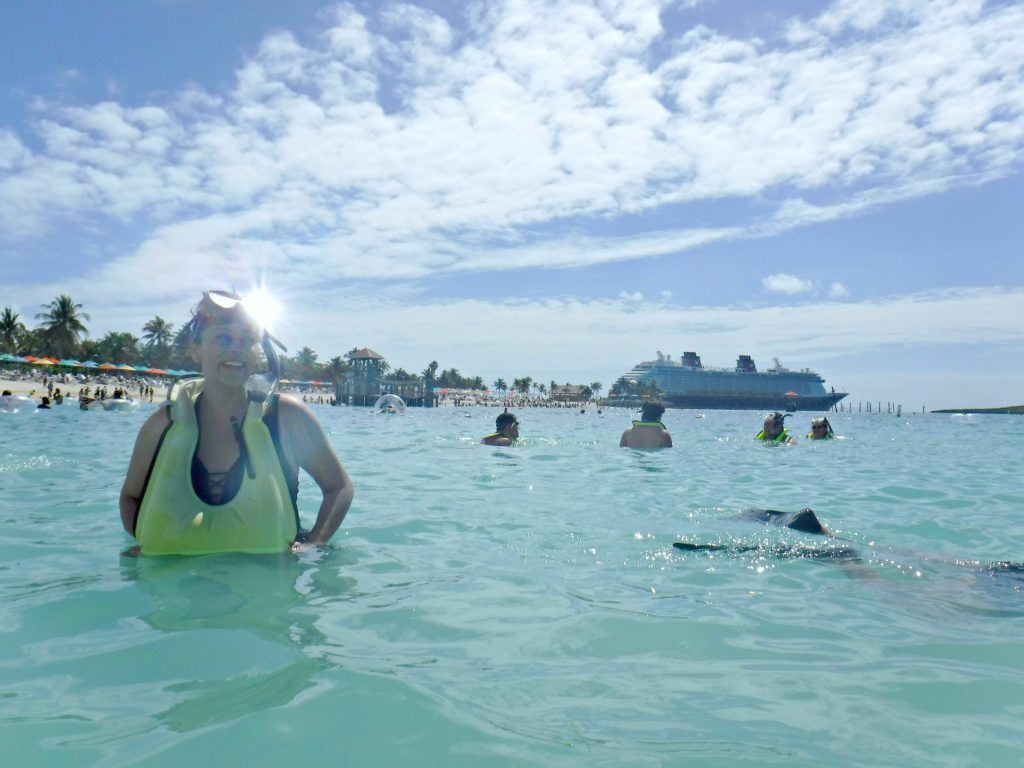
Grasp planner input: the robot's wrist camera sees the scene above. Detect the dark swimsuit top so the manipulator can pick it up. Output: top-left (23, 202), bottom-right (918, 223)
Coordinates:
top-left (187, 394), bottom-right (299, 507)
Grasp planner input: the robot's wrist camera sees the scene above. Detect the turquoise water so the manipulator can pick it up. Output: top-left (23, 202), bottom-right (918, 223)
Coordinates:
top-left (2, 403), bottom-right (1023, 767)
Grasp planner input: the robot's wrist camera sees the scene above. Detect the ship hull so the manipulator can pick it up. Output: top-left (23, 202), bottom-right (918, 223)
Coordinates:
top-left (661, 392), bottom-right (847, 411)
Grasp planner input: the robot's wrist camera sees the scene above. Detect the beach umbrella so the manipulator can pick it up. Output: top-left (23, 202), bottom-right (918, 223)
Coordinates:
top-left (99, 363), bottom-right (117, 370)
top-left (785, 391), bottom-right (798, 396)
top-left (0, 353), bottom-right (26, 362)
top-left (58, 359), bottom-right (80, 367)
top-left (146, 368), bottom-right (168, 376)
top-left (133, 365), bottom-right (150, 372)
top-left (118, 364), bottom-right (137, 372)
top-left (32, 358), bottom-right (58, 366)
top-left (79, 360), bottom-right (100, 368)
top-left (23, 355), bottom-right (37, 362)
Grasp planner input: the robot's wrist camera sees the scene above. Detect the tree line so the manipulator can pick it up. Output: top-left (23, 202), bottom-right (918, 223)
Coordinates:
top-left (1, 295), bottom-right (605, 398)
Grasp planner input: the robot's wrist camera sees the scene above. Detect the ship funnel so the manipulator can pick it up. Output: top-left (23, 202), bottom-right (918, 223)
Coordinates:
top-left (736, 355), bottom-right (757, 373)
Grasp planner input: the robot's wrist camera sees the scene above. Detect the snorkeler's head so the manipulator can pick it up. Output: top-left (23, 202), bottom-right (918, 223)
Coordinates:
top-left (641, 400), bottom-right (666, 422)
top-left (764, 411), bottom-right (787, 427)
top-left (496, 412), bottom-right (518, 431)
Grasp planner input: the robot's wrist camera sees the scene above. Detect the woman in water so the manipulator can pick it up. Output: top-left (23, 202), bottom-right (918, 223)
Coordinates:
top-left (120, 291), bottom-right (354, 555)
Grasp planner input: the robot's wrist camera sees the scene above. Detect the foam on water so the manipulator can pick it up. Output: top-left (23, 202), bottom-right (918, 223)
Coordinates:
top-left (1, 404), bottom-right (1022, 766)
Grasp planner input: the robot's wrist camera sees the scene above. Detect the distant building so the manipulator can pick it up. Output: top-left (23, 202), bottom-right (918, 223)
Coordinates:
top-left (334, 347), bottom-right (432, 407)
top-left (549, 384), bottom-right (589, 402)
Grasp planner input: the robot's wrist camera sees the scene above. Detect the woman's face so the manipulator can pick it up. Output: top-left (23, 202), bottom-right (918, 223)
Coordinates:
top-left (191, 314), bottom-right (261, 385)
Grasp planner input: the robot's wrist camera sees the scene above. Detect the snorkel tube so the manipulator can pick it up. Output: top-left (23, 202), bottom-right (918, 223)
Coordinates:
top-left (246, 329), bottom-right (288, 403)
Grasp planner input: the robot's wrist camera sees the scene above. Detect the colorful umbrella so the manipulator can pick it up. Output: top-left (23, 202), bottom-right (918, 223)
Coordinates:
top-left (32, 358), bottom-right (58, 366)
top-left (146, 368), bottom-right (168, 376)
top-left (58, 359), bottom-right (81, 367)
top-left (98, 363), bottom-right (117, 370)
top-left (78, 360), bottom-right (100, 368)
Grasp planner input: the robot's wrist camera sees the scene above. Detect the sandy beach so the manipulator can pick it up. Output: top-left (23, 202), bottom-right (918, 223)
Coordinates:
top-left (1, 375), bottom-right (54, 399)
top-left (0, 372), bottom-right (161, 403)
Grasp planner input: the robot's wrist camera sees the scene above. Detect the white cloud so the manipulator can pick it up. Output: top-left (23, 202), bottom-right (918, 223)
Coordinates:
top-left (619, 290), bottom-right (644, 301)
top-left (762, 273), bottom-right (813, 295)
top-left (828, 282), bottom-right (849, 298)
top-left (0, 0), bottom-right (1021, 286)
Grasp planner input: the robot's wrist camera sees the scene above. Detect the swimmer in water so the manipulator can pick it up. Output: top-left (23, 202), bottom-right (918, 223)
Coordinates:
top-left (756, 412), bottom-right (797, 444)
top-left (620, 400), bottom-right (673, 449)
top-left (807, 416), bottom-right (835, 439)
top-left (482, 411), bottom-right (519, 446)
top-left (120, 290), bottom-right (354, 555)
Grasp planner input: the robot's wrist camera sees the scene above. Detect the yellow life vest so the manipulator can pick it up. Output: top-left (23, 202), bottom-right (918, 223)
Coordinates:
top-left (755, 428), bottom-right (791, 443)
top-left (632, 420), bottom-right (667, 429)
top-left (135, 381), bottom-right (298, 555)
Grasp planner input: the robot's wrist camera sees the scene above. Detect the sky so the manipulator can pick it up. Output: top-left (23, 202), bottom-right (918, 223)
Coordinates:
top-left (1, 0), bottom-right (1022, 409)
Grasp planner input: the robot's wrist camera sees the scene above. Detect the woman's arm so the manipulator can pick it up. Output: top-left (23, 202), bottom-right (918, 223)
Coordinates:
top-left (119, 406), bottom-right (171, 535)
top-left (279, 398), bottom-right (354, 545)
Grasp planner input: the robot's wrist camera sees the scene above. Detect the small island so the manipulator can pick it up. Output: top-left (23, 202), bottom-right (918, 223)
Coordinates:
top-left (932, 405), bottom-right (1024, 415)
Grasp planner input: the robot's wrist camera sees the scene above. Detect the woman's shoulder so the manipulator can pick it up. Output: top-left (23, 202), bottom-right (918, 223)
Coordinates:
top-left (143, 401), bottom-right (173, 430)
top-left (272, 393), bottom-right (324, 431)
top-left (275, 392), bottom-right (313, 416)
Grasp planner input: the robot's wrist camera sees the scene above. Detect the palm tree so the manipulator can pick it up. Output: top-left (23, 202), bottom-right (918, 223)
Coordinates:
top-left (0, 307), bottom-right (26, 353)
top-left (141, 316), bottom-right (174, 367)
top-left (422, 360), bottom-right (439, 384)
top-left (325, 356), bottom-right (350, 385)
top-left (589, 382), bottom-right (603, 401)
top-left (639, 380), bottom-right (661, 400)
top-left (97, 331), bottom-right (140, 364)
top-left (492, 378), bottom-right (507, 393)
top-left (294, 347), bottom-right (319, 381)
top-left (438, 367), bottom-right (463, 388)
top-left (35, 295), bottom-right (90, 358)
top-left (142, 316), bottom-right (174, 348)
top-left (513, 376), bottom-right (532, 394)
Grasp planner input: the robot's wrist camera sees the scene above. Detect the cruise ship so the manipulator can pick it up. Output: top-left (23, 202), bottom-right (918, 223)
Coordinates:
top-left (615, 351), bottom-right (847, 411)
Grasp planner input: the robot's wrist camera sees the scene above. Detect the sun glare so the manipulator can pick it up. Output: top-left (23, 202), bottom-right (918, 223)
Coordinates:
top-left (242, 286), bottom-right (282, 333)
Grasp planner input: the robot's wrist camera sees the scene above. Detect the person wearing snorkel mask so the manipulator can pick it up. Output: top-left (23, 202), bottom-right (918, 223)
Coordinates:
top-left (807, 416), bottom-right (835, 440)
top-left (620, 400), bottom-right (673, 449)
top-left (119, 291), bottom-right (354, 555)
top-left (756, 411), bottom-right (797, 445)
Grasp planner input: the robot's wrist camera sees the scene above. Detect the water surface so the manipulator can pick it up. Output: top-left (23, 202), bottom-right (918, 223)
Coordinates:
top-left (2, 404), bottom-right (1022, 766)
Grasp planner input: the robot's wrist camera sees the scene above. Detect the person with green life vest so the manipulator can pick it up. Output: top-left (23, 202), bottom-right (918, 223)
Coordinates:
top-left (119, 290), bottom-right (354, 555)
top-left (807, 416), bottom-right (835, 439)
top-left (756, 411), bottom-right (797, 445)
top-left (620, 400), bottom-right (673, 448)
top-left (482, 410), bottom-right (520, 446)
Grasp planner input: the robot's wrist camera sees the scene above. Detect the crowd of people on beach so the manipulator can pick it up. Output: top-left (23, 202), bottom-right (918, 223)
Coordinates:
top-left (0, 368), bottom-right (160, 410)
